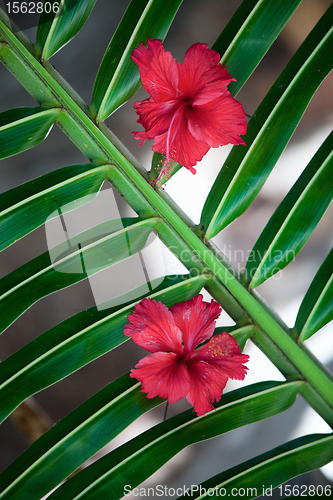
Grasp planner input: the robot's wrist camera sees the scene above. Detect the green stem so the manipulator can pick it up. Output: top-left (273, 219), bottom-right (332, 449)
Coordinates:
top-left (0, 12), bottom-right (332, 426)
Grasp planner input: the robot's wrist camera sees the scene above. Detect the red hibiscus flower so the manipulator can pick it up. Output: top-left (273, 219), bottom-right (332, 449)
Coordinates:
top-left (124, 295), bottom-right (249, 416)
top-left (131, 39), bottom-right (247, 180)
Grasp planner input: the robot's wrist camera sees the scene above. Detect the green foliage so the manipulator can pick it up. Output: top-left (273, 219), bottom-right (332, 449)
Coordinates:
top-left (178, 434), bottom-right (333, 499)
top-left (213, 0), bottom-right (303, 95)
top-left (0, 106), bottom-right (60, 159)
top-left (0, 0), bottom-right (332, 498)
top-left (0, 163), bottom-right (110, 251)
top-left (47, 382), bottom-right (302, 499)
top-left (37, 0), bottom-right (98, 60)
top-left (0, 217), bottom-right (158, 334)
top-left (246, 131), bottom-right (333, 288)
top-left (0, 374), bottom-right (163, 500)
top-left (296, 247), bottom-right (333, 342)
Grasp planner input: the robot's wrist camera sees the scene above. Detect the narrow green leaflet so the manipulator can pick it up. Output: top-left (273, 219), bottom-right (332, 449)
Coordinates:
top-left (0, 106), bottom-right (60, 159)
top-left (212, 0), bottom-right (302, 96)
top-left (177, 433), bottom-right (333, 499)
top-left (0, 274), bottom-right (205, 423)
top-left (0, 163), bottom-right (111, 251)
top-left (296, 247), bottom-right (333, 342)
top-left (0, 217), bottom-right (158, 334)
top-left (37, 0), bottom-right (97, 60)
top-left (246, 131), bottom-right (333, 288)
top-left (201, 5), bottom-right (333, 240)
top-left (92, 0), bottom-right (183, 121)
top-left (0, 373), bottom-right (163, 500)
top-left (47, 381), bottom-right (302, 500)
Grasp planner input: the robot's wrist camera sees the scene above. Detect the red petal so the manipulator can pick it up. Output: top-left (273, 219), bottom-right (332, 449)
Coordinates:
top-left (124, 298), bottom-right (183, 355)
top-left (131, 38), bottom-right (179, 102)
top-left (170, 295), bottom-right (222, 354)
top-left (133, 97), bottom-right (182, 144)
top-left (186, 361), bottom-right (228, 416)
top-left (188, 94), bottom-right (247, 148)
top-left (130, 352), bottom-right (190, 403)
top-left (178, 42), bottom-right (233, 104)
top-left (197, 332), bottom-right (249, 380)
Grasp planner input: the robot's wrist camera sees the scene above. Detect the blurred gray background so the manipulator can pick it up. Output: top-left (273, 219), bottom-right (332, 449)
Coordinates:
top-left (0, 0), bottom-right (332, 497)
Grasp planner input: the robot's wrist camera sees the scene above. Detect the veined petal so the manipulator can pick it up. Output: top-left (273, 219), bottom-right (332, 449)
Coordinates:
top-left (124, 298), bottom-right (183, 354)
top-left (185, 42), bottom-right (221, 68)
top-left (188, 95), bottom-right (247, 148)
top-left (178, 43), bottom-right (233, 104)
top-left (130, 352), bottom-right (190, 403)
top-left (186, 361), bottom-right (228, 416)
top-left (197, 332), bottom-right (249, 380)
top-left (133, 97), bottom-right (182, 145)
top-left (152, 107), bottom-right (209, 172)
top-left (192, 70), bottom-right (234, 106)
top-left (170, 295), bottom-right (222, 353)
top-left (131, 38), bottom-right (179, 102)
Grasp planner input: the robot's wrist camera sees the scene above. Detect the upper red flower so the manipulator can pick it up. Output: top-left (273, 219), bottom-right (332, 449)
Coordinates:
top-left (131, 39), bottom-right (247, 177)
top-left (124, 295), bottom-right (249, 416)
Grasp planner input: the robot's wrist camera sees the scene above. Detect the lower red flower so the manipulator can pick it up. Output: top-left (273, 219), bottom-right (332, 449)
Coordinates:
top-left (131, 39), bottom-right (247, 180)
top-left (124, 295), bottom-right (249, 416)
